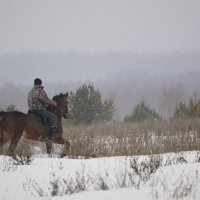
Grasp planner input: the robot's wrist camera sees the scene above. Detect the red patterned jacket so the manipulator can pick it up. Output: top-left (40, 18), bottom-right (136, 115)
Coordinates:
top-left (28, 85), bottom-right (56, 110)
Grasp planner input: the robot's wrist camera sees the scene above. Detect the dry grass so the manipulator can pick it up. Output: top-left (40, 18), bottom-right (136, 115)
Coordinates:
top-left (1, 118), bottom-right (200, 158)
top-left (62, 118), bottom-right (200, 157)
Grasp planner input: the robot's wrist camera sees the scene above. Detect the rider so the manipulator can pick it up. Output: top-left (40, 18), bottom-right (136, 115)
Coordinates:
top-left (28, 78), bottom-right (58, 138)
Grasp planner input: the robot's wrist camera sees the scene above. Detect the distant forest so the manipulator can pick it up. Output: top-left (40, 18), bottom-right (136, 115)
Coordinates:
top-left (0, 52), bottom-right (200, 120)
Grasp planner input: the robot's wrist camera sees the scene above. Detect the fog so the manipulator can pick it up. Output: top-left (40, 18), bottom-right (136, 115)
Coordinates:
top-left (0, 0), bottom-right (200, 54)
top-left (0, 52), bottom-right (200, 120)
top-left (0, 0), bottom-right (200, 120)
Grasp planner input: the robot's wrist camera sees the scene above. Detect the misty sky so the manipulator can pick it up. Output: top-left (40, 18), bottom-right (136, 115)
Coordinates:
top-left (0, 0), bottom-right (200, 84)
top-left (0, 0), bottom-right (200, 54)
top-left (0, 0), bottom-right (200, 119)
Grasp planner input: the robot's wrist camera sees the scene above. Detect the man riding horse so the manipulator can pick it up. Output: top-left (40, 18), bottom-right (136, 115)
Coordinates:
top-left (28, 78), bottom-right (59, 139)
top-left (0, 79), bottom-right (70, 157)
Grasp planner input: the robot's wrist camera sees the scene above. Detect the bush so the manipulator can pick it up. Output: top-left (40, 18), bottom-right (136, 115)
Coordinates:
top-left (173, 93), bottom-right (200, 119)
top-left (0, 104), bottom-right (18, 112)
top-left (124, 100), bottom-right (161, 122)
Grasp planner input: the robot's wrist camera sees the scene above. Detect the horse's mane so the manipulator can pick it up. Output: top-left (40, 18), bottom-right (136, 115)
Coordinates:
top-left (53, 93), bottom-right (65, 101)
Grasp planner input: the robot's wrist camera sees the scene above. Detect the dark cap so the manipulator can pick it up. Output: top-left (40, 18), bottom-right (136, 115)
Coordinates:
top-left (34, 78), bottom-right (42, 85)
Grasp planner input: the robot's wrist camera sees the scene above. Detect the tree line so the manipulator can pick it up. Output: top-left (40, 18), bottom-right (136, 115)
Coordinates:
top-left (1, 84), bottom-right (200, 124)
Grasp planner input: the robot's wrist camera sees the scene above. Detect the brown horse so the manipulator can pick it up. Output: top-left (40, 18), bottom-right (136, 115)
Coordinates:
top-left (0, 92), bottom-right (70, 158)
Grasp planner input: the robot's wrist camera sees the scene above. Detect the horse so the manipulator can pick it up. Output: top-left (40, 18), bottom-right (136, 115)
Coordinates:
top-left (0, 92), bottom-right (70, 158)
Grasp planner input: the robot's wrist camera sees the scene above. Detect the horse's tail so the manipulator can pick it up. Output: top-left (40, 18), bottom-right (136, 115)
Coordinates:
top-left (0, 112), bottom-right (6, 130)
top-left (0, 111), bottom-right (6, 121)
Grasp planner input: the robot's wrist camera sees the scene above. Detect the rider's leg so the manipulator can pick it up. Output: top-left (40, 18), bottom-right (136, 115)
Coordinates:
top-left (44, 111), bottom-right (58, 138)
top-left (36, 110), bottom-right (58, 138)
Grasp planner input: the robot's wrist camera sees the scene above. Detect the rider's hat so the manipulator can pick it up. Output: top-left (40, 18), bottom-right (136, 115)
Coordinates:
top-left (34, 78), bottom-right (42, 85)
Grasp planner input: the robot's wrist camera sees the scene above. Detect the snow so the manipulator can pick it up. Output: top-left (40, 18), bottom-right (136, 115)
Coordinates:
top-left (0, 151), bottom-right (200, 200)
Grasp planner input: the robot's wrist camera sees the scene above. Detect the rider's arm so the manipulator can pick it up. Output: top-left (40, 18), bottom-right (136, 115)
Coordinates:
top-left (38, 89), bottom-right (56, 106)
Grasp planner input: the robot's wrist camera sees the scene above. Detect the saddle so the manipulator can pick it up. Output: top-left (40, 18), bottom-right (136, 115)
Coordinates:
top-left (28, 110), bottom-right (49, 127)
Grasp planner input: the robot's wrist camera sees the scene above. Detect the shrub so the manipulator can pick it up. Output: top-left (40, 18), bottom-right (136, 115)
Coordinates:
top-left (124, 100), bottom-right (161, 122)
top-left (173, 93), bottom-right (200, 119)
top-left (0, 104), bottom-right (18, 112)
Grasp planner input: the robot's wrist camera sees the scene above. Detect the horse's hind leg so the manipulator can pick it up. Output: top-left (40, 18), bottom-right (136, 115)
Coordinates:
top-left (0, 131), bottom-right (10, 154)
top-left (0, 134), bottom-right (6, 154)
top-left (8, 132), bottom-right (23, 158)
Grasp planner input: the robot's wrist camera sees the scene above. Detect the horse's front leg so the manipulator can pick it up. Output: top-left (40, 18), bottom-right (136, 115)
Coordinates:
top-left (62, 140), bottom-right (70, 157)
top-left (59, 139), bottom-right (70, 158)
top-left (52, 137), bottom-right (70, 158)
top-left (45, 140), bottom-right (52, 154)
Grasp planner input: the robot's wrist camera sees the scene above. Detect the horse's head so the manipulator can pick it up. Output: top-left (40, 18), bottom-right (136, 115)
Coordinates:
top-left (53, 92), bottom-right (69, 119)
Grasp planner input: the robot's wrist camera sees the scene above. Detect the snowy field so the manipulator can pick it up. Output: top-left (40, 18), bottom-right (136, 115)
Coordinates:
top-left (1, 151), bottom-right (200, 200)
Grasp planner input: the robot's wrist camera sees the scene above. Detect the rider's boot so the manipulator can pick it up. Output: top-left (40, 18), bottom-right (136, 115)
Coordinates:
top-left (49, 126), bottom-right (60, 139)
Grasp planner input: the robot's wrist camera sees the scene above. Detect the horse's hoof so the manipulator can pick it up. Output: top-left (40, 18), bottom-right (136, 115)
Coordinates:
top-left (60, 153), bottom-right (66, 158)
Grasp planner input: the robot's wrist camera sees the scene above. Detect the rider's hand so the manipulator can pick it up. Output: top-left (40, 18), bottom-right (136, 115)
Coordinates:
top-left (52, 100), bottom-right (57, 106)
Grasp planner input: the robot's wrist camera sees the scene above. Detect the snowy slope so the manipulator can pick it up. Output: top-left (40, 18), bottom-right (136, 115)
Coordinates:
top-left (0, 151), bottom-right (200, 200)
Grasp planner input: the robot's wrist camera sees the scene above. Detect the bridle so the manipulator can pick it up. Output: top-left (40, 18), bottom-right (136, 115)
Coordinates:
top-left (61, 99), bottom-right (69, 118)
top-left (51, 94), bottom-right (69, 119)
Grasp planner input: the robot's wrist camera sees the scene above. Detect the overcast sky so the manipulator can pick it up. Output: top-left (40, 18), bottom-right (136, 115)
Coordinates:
top-left (0, 0), bottom-right (200, 85)
top-left (0, 0), bottom-right (200, 117)
top-left (0, 0), bottom-right (200, 54)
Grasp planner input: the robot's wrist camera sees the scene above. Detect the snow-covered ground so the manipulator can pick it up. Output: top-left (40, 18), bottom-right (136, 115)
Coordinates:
top-left (0, 151), bottom-right (200, 200)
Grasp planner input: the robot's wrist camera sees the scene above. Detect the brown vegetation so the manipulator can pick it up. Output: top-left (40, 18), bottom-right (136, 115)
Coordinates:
top-left (62, 118), bottom-right (200, 157)
top-left (2, 118), bottom-right (200, 158)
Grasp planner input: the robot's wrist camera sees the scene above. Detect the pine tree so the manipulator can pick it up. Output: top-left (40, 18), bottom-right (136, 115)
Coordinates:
top-left (124, 100), bottom-right (161, 122)
top-left (69, 84), bottom-right (115, 124)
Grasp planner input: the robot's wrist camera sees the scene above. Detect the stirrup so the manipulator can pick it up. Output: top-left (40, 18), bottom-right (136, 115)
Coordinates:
top-left (50, 133), bottom-right (60, 139)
